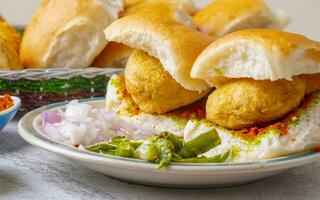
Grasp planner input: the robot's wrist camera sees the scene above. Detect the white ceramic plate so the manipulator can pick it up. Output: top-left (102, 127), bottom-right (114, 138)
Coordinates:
top-left (18, 98), bottom-right (320, 188)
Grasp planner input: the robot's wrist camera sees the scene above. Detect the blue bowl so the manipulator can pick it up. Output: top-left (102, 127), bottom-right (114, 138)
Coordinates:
top-left (0, 96), bottom-right (21, 132)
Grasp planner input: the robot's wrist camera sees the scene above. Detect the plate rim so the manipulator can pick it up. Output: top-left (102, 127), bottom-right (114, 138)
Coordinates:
top-left (18, 98), bottom-right (320, 172)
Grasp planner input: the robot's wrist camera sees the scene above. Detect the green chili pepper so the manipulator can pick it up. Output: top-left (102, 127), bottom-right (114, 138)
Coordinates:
top-left (156, 139), bottom-right (174, 169)
top-left (161, 132), bottom-right (183, 152)
top-left (179, 130), bottom-right (221, 158)
top-left (174, 151), bottom-right (230, 163)
top-left (114, 142), bottom-right (136, 158)
top-left (136, 142), bottom-right (160, 162)
top-left (86, 142), bottom-right (117, 153)
top-left (129, 141), bottom-right (143, 149)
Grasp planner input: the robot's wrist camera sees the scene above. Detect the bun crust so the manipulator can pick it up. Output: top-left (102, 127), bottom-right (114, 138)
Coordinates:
top-left (193, 0), bottom-right (290, 37)
top-left (123, 1), bottom-right (196, 29)
top-left (104, 14), bottom-right (213, 91)
top-left (124, 0), bottom-right (196, 14)
top-left (20, 0), bottom-right (123, 68)
top-left (191, 29), bottom-right (320, 88)
top-left (0, 17), bottom-right (22, 70)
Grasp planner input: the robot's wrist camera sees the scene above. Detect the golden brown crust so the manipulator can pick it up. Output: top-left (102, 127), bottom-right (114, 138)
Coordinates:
top-left (0, 17), bottom-right (21, 53)
top-left (123, 0), bottom-right (196, 14)
top-left (125, 50), bottom-right (209, 114)
top-left (206, 78), bottom-right (306, 130)
top-left (193, 0), bottom-right (287, 37)
top-left (303, 73), bottom-right (320, 94)
top-left (0, 17), bottom-right (22, 70)
top-left (221, 29), bottom-right (320, 55)
top-left (104, 13), bottom-right (213, 91)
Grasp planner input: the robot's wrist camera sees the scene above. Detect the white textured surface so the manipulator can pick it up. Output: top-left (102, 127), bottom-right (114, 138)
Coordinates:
top-left (1, 121), bottom-right (320, 199)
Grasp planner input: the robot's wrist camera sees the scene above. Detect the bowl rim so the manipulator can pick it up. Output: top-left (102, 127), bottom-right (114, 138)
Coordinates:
top-left (18, 98), bottom-right (320, 172)
top-left (0, 96), bottom-right (21, 116)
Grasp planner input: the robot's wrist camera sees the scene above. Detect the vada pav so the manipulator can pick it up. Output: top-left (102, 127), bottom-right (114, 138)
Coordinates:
top-left (104, 13), bottom-right (212, 114)
top-left (105, 28), bottom-right (320, 161)
top-left (192, 29), bottom-right (320, 130)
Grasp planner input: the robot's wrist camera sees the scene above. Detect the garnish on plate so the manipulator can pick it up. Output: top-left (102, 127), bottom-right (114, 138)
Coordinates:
top-left (85, 131), bottom-right (227, 168)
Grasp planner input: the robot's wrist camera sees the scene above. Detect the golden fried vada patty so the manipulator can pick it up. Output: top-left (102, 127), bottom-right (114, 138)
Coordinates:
top-left (303, 73), bottom-right (320, 94)
top-left (125, 50), bottom-right (209, 114)
top-left (206, 78), bottom-right (306, 130)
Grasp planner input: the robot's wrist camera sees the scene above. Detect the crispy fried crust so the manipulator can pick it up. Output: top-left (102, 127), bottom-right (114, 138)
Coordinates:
top-left (125, 50), bottom-right (209, 114)
top-left (206, 78), bottom-right (306, 130)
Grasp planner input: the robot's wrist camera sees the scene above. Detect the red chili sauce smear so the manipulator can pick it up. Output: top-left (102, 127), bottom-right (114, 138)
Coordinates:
top-left (235, 93), bottom-right (316, 141)
top-left (168, 99), bottom-right (206, 119)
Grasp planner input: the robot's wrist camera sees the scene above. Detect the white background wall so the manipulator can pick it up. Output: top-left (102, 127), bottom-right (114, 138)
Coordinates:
top-left (0, 0), bottom-right (319, 40)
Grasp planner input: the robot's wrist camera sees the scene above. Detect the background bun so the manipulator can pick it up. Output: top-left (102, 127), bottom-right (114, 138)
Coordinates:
top-left (124, 0), bottom-right (196, 15)
top-left (193, 0), bottom-right (290, 37)
top-left (0, 16), bottom-right (22, 70)
top-left (104, 13), bottom-right (213, 91)
top-left (92, 42), bottom-right (132, 68)
top-left (191, 29), bottom-right (320, 89)
top-left (20, 0), bottom-right (124, 68)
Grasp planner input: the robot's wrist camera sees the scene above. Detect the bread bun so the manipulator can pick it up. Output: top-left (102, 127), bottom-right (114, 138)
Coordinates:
top-left (124, 0), bottom-right (196, 14)
top-left (92, 42), bottom-right (132, 68)
top-left (104, 13), bottom-right (213, 91)
top-left (20, 0), bottom-right (124, 68)
top-left (191, 29), bottom-right (320, 89)
top-left (193, 0), bottom-right (290, 37)
top-left (93, 1), bottom-right (196, 68)
top-left (123, 1), bottom-right (195, 29)
top-left (0, 16), bottom-right (22, 70)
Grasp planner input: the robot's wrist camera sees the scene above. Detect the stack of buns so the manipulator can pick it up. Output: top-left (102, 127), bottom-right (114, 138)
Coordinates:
top-left (1, 0), bottom-right (292, 69)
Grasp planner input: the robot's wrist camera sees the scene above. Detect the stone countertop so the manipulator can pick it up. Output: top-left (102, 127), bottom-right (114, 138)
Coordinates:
top-left (0, 121), bottom-right (320, 200)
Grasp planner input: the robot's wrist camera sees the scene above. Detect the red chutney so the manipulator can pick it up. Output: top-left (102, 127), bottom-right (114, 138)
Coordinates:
top-left (316, 146), bottom-right (320, 152)
top-left (168, 99), bottom-right (207, 119)
top-left (0, 94), bottom-right (14, 112)
top-left (235, 93), bottom-right (316, 141)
